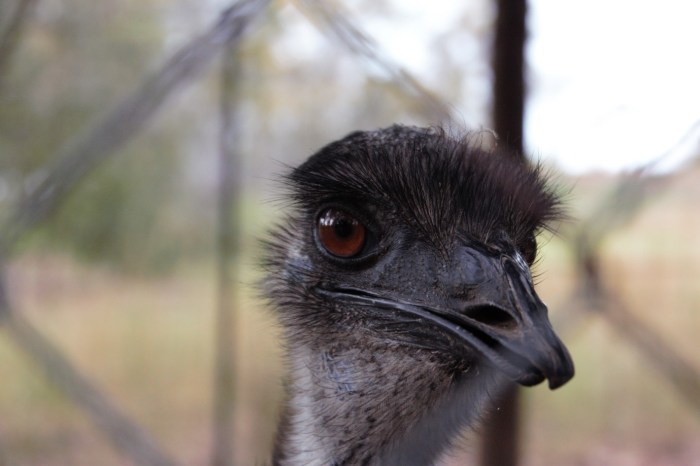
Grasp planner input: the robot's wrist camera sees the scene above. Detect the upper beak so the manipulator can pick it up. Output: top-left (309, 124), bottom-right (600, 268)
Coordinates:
top-left (442, 249), bottom-right (575, 389)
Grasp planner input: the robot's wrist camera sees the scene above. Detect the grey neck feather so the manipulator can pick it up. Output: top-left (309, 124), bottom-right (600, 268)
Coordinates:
top-left (273, 339), bottom-right (508, 466)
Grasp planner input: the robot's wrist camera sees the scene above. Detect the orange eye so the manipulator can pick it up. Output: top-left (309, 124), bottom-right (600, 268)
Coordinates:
top-left (317, 208), bottom-right (366, 258)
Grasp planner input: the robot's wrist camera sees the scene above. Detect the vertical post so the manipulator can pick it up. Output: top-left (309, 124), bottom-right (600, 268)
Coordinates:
top-left (479, 385), bottom-right (520, 466)
top-left (491, 0), bottom-right (526, 156)
top-left (0, 278), bottom-right (177, 466)
top-left (212, 38), bottom-right (241, 466)
top-left (480, 0), bottom-right (527, 465)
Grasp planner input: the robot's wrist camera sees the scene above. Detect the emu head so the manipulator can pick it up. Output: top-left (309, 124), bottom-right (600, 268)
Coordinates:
top-left (265, 125), bottom-right (573, 414)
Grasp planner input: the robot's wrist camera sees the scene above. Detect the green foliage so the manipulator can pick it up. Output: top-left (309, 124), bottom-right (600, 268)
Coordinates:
top-left (0, 0), bottom-right (208, 274)
top-left (33, 144), bottom-right (185, 273)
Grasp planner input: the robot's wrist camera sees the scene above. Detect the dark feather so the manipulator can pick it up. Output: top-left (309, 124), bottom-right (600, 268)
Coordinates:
top-left (283, 125), bottom-right (563, 257)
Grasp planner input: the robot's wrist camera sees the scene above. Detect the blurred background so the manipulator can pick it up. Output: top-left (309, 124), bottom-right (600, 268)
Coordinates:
top-left (0, 0), bottom-right (699, 465)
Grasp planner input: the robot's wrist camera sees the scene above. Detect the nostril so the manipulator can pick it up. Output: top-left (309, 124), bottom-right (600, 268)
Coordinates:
top-left (463, 305), bottom-right (518, 331)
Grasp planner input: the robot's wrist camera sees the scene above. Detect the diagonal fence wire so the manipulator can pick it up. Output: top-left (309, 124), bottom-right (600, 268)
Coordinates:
top-left (575, 117), bottom-right (700, 275)
top-left (0, 0), bottom-right (270, 256)
top-left (0, 0), bottom-right (270, 464)
top-left (0, 278), bottom-right (177, 466)
top-left (0, 0), bottom-right (39, 95)
top-left (597, 294), bottom-right (700, 415)
top-left (291, 0), bottom-right (455, 127)
top-left (571, 120), bottom-right (700, 419)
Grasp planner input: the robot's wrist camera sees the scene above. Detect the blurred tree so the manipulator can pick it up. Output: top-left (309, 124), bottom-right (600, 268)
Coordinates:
top-left (1, 0), bottom-right (490, 274)
top-left (0, 0), bottom-right (205, 272)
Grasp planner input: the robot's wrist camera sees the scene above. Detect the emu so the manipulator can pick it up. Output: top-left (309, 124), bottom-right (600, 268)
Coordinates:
top-left (263, 125), bottom-right (574, 466)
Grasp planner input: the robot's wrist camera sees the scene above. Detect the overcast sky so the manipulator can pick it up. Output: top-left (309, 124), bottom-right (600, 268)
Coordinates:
top-left (526, 0), bottom-right (700, 173)
top-left (359, 0), bottom-right (700, 173)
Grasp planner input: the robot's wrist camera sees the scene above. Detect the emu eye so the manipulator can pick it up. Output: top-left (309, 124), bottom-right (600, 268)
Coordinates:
top-left (317, 208), bottom-right (366, 258)
top-left (521, 233), bottom-right (537, 265)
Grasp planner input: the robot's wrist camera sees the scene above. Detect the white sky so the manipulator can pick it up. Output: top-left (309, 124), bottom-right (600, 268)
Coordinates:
top-left (354, 0), bottom-right (700, 173)
top-left (526, 0), bottom-right (700, 173)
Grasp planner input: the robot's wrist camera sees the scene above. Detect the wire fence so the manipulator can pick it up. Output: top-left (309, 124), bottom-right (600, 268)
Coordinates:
top-left (0, 0), bottom-right (698, 465)
top-left (0, 1), bottom-right (269, 464)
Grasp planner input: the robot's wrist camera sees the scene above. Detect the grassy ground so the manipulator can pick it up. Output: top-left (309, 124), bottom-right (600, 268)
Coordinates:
top-left (1, 168), bottom-right (699, 465)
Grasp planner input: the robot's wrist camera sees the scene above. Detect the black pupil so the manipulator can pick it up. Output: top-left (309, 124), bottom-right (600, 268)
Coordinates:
top-left (334, 218), bottom-right (354, 238)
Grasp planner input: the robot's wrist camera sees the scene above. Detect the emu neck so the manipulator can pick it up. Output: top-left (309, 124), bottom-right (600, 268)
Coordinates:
top-left (273, 338), bottom-right (504, 466)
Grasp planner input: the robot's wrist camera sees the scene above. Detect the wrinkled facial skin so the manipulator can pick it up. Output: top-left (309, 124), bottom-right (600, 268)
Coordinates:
top-left (266, 125), bottom-right (574, 390)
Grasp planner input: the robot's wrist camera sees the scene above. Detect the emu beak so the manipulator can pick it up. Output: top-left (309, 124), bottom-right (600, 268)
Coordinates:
top-left (450, 250), bottom-right (575, 390)
top-left (313, 248), bottom-right (574, 390)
